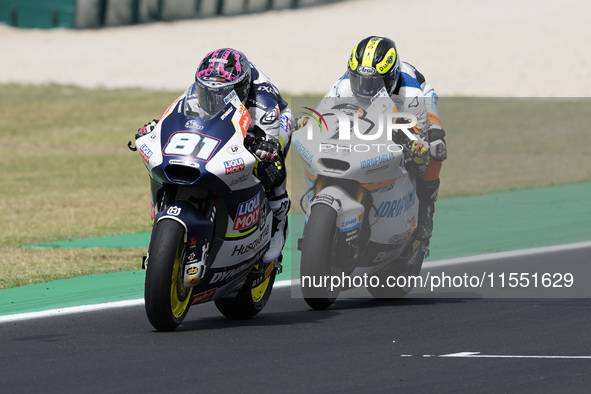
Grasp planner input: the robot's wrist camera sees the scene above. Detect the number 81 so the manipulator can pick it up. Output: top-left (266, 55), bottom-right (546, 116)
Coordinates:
top-left (164, 132), bottom-right (218, 161)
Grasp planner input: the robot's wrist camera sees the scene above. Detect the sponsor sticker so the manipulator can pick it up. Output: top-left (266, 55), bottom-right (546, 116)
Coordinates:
top-left (374, 191), bottom-right (416, 218)
top-left (223, 157), bottom-right (245, 175)
top-left (139, 144), bottom-right (153, 163)
top-left (227, 145), bottom-right (244, 154)
top-left (231, 226), bottom-right (269, 256)
top-left (167, 206), bottom-right (182, 216)
top-left (261, 107), bottom-right (279, 125)
top-left (237, 105), bottom-right (251, 136)
top-left (185, 119), bottom-right (204, 129)
top-left (223, 90), bottom-right (237, 104)
top-left (233, 194), bottom-right (260, 230)
top-left (191, 289), bottom-right (216, 305)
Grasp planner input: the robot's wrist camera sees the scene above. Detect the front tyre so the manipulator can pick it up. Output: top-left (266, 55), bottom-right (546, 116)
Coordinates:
top-left (145, 219), bottom-right (193, 331)
top-left (300, 203), bottom-right (339, 310)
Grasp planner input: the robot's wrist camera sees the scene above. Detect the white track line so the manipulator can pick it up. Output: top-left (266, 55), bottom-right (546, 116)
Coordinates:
top-left (400, 352), bottom-right (591, 359)
top-left (1, 241), bottom-right (590, 323)
top-left (0, 281), bottom-right (293, 323)
top-left (0, 299), bottom-right (145, 323)
top-left (423, 241), bottom-right (591, 268)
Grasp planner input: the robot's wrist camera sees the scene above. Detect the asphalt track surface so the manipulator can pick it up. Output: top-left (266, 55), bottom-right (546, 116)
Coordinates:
top-left (2, 184), bottom-right (590, 392)
top-left (2, 244), bottom-right (591, 393)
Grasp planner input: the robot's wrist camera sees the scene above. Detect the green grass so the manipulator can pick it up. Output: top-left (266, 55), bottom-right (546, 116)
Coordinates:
top-left (0, 84), bottom-right (178, 288)
top-left (1, 84), bottom-right (590, 289)
top-left (436, 97), bottom-right (591, 196)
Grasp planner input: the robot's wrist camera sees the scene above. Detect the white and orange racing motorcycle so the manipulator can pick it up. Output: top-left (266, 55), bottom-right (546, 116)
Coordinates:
top-left (293, 87), bottom-right (427, 309)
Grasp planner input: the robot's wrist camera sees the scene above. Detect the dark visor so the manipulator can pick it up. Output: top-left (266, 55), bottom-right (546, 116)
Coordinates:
top-left (196, 82), bottom-right (235, 116)
top-left (349, 71), bottom-right (385, 101)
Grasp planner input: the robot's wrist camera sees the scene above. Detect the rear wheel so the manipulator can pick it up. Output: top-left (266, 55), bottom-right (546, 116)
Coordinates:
top-left (215, 262), bottom-right (277, 319)
top-left (300, 204), bottom-right (340, 310)
top-left (145, 219), bottom-right (193, 331)
top-left (367, 240), bottom-right (426, 299)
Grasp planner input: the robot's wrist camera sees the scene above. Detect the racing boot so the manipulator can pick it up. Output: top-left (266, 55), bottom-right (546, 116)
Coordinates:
top-left (262, 195), bottom-right (290, 266)
top-left (413, 178), bottom-right (440, 242)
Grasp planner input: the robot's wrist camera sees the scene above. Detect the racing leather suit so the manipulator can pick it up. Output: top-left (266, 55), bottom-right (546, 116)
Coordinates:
top-left (142, 63), bottom-right (293, 264)
top-left (244, 64), bottom-right (293, 264)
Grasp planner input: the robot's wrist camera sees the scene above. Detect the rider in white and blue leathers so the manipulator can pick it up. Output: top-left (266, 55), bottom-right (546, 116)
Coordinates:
top-left (326, 36), bottom-right (447, 243)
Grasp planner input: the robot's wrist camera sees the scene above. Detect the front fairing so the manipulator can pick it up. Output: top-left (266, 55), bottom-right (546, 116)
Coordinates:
top-left (136, 90), bottom-right (257, 193)
top-left (292, 88), bottom-right (408, 186)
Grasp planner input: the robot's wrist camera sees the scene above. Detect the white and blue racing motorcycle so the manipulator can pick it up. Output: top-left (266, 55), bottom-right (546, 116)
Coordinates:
top-left (130, 89), bottom-right (277, 331)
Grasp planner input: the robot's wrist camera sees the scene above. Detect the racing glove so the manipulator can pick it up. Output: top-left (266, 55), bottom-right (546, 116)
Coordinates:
top-left (393, 128), bottom-right (430, 175)
top-left (249, 138), bottom-right (286, 190)
top-left (410, 140), bottom-right (430, 166)
top-left (426, 125), bottom-right (447, 161)
top-left (135, 119), bottom-right (158, 139)
top-left (252, 138), bottom-right (282, 163)
top-left (295, 116), bottom-right (309, 130)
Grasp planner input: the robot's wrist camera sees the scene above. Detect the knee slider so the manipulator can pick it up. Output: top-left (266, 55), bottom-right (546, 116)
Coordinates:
top-left (427, 126), bottom-right (447, 161)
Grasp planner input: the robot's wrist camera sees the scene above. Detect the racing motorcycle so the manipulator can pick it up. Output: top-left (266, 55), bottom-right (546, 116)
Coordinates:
top-left (129, 88), bottom-right (277, 331)
top-left (293, 88), bottom-right (427, 310)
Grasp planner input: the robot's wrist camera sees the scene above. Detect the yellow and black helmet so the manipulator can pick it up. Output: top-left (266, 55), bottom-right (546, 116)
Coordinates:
top-left (347, 36), bottom-right (401, 99)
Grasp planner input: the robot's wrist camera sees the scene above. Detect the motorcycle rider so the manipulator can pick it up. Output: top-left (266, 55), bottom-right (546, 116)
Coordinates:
top-left (326, 36), bottom-right (447, 243)
top-left (137, 48), bottom-right (293, 265)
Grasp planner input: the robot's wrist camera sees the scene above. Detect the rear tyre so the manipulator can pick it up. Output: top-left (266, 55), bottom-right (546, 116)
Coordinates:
top-left (367, 240), bottom-right (426, 299)
top-left (145, 219), bottom-right (193, 331)
top-left (215, 263), bottom-right (277, 319)
top-left (300, 204), bottom-right (339, 310)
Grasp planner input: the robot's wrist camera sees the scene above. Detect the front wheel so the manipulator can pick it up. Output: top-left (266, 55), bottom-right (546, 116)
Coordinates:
top-left (300, 203), bottom-right (340, 310)
top-left (144, 219), bottom-right (193, 331)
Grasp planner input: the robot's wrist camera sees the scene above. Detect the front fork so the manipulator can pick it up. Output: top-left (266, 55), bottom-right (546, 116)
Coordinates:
top-left (147, 199), bottom-right (215, 288)
top-left (300, 178), bottom-right (372, 265)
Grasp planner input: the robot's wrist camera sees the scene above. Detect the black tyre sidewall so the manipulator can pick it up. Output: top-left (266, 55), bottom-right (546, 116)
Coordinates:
top-left (145, 219), bottom-right (191, 331)
top-left (215, 267), bottom-right (277, 319)
top-left (300, 203), bottom-right (339, 309)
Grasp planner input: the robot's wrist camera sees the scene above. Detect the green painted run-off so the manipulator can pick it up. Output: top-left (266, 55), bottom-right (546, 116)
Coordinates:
top-left (2, 182), bottom-right (590, 316)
